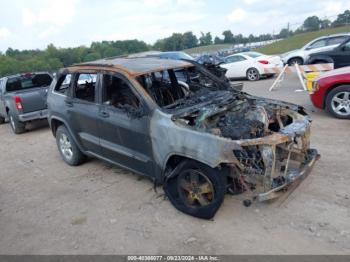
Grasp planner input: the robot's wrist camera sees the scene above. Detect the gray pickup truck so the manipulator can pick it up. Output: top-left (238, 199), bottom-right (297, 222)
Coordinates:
top-left (0, 72), bottom-right (53, 134)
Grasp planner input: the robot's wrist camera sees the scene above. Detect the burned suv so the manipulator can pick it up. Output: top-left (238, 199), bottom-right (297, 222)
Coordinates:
top-left (47, 57), bottom-right (319, 219)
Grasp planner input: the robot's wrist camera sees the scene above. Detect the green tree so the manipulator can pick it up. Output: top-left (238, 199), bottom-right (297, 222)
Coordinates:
top-left (84, 52), bottom-right (102, 62)
top-left (103, 47), bottom-right (123, 58)
top-left (332, 10), bottom-right (350, 27)
top-left (214, 36), bottom-right (223, 44)
top-left (199, 32), bottom-right (212, 46)
top-left (182, 31), bottom-right (198, 49)
top-left (278, 28), bottom-right (292, 38)
top-left (303, 16), bottom-right (321, 31)
top-left (222, 30), bottom-right (234, 43)
top-left (320, 19), bottom-right (331, 29)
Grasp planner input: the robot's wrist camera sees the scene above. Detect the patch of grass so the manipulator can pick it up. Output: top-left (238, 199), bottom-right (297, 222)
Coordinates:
top-left (184, 44), bottom-right (232, 54)
top-left (256, 26), bottom-right (350, 55)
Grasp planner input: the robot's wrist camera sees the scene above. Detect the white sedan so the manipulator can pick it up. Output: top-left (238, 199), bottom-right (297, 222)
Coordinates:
top-left (220, 52), bottom-right (283, 81)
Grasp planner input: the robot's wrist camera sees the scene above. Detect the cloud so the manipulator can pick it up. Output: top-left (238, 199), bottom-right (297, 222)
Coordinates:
top-left (22, 0), bottom-right (79, 28)
top-left (244, 0), bottom-right (260, 5)
top-left (227, 8), bottom-right (247, 22)
top-left (0, 27), bottom-right (10, 39)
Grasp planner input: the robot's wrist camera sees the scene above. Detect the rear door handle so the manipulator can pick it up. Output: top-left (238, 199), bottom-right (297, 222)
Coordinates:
top-left (99, 111), bottom-right (109, 118)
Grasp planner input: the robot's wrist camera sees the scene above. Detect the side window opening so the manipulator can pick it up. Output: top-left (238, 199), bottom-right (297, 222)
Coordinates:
top-left (328, 36), bottom-right (347, 46)
top-left (343, 40), bottom-right (350, 51)
top-left (54, 74), bottom-right (72, 95)
top-left (308, 39), bottom-right (327, 49)
top-left (102, 74), bottom-right (140, 109)
top-left (73, 73), bottom-right (97, 102)
top-left (136, 66), bottom-right (223, 108)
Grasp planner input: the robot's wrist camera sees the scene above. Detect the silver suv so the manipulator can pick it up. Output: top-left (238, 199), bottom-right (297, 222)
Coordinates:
top-left (280, 33), bottom-right (350, 65)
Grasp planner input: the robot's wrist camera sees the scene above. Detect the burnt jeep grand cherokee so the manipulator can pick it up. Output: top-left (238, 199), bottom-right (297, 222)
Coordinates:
top-left (47, 57), bottom-right (319, 219)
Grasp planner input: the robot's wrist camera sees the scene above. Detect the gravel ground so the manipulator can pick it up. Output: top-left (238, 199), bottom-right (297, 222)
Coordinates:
top-left (0, 74), bottom-right (349, 254)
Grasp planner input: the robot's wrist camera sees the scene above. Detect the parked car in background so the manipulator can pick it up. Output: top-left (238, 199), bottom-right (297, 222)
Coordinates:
top-left (47, 57), bottom-right (319, 219)
top-left (194, 54), bottom-right (228, 79)
top-left (129, 51), bottom-right (194, 61)
top-left (306, 38), bottom-right (350, 69)
top-left (220, 51), bottom-right (283, 81)
top-left (130, 51), bottom-right (228, 80)
top-left (280, 33), bottom-right (350, 65)
top-left (311, 66), bottom-right (350, 119)
top-left (0, 72), bottom-right (53, 134)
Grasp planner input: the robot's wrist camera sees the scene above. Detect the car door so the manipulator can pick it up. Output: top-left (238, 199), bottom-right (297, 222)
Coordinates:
top-left (65, 72), bottom-right (101, 154)
top-left (97, 72), bottom-right (154, 177)
top-left (331, 40), bottom-right (350, 68)
top-left (222, 55), bottom-right (250, 78)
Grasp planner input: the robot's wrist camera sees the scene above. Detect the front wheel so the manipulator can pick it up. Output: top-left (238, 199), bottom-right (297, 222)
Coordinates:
top-left (325, 85), bottom-right (350, 119)
top-left (163, 160), bottom-right (226, 219)
top-left (288, 57), bottom-right (303, 66)
top-left (246, 68), bottom-right (260, 81)
top-left (9, 112), bottom-right (25, 134)
top-left (56, 125), bottom-right (86, 166)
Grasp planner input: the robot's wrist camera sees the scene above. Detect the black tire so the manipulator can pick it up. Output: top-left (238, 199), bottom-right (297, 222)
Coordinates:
top-left (9, 112), bottom-right (26, 134)
top-left (313, 60), bottom-right (327, 64)
top-left (288, 57), bottom-right (303, 66)
top-left (163, 160), bottom-right (226, 219)
top-left (56, 125), bottom-right (86, 166)
top-left (325, 85), bottom-right (350, 119)
top-left (246, 68), bottom-right (260, 81)
top-left (0, 116), bottom-right (5, 124)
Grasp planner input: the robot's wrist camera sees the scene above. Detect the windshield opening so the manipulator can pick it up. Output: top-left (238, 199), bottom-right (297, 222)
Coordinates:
top-left (6, 73), bottom-right (52, 92)
top-left (136, 65), bottom-right (232, 109)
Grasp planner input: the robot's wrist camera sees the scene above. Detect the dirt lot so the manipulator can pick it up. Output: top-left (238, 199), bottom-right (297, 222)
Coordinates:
top-left (0, 74), bottom-right (349, 255)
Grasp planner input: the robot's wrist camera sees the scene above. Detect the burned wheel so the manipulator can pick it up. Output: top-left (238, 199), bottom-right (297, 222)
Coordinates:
top-left (163, 160), bottom-right (226, 219)
top-left (177, 169), bottom-right (215, 207)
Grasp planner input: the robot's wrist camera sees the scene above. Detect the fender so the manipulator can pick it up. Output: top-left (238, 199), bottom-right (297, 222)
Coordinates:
top-left (4, 98), bottom-right (16, 117)
top-left (49, 115), bottom-right (86, 154)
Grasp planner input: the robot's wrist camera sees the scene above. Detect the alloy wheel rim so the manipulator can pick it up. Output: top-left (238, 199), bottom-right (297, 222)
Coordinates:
top-left (331, 91), bottom-right (350, 116)
top-left (59, 134), bottom-right (73, 160)
top-left (248, 69), bottom-right (258, 80)
top-left (177, 169), bottom-right (215, 207)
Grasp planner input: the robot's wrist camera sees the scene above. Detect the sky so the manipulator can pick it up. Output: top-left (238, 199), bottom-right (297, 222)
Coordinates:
top-left (0, 0), bottom-right (350, 52)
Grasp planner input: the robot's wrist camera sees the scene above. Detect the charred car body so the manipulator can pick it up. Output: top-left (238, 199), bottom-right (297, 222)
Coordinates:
top-left (47, 57), bottom-right (319, 219)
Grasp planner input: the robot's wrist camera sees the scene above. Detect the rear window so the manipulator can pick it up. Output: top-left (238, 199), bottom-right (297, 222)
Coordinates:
top-left (244, 52), bottom-right (263, 58)
top-left (6, 73), bottom-right (52, 92)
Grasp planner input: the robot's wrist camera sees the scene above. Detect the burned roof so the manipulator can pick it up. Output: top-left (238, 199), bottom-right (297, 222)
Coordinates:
top-left (69, 57), bottom-right (192, 77)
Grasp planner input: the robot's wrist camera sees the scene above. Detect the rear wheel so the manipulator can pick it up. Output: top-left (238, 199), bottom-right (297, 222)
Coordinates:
top-left (246, 68), bottom-right (260, 81)
top-left (163, 160), bottom-right (226, 219)
top-left (0, 116), bottom-right (5, 124)
top-left (326, 85), bottom-right (350, 119)
top-left (56, 125), bottom-right (86, 166)
top-left (9, 112), bottom-right (25, 134)
top-left (288, 57), bottom-right (303, 66)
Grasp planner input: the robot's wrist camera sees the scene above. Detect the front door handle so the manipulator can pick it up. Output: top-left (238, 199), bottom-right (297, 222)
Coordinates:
top-left (99, 111), bottom-right (109, 118)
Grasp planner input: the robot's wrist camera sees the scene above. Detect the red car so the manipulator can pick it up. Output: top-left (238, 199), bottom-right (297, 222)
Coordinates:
top-left (311, 66), bottom-right (350, 119)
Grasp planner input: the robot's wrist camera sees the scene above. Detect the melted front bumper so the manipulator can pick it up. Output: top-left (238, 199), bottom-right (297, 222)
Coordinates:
top-left (257, 148), bottom-right (320, 201)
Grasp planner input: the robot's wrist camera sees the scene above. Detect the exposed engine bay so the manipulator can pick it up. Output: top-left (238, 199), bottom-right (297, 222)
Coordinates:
top-left (137, 64), bottom-right (319, 201)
